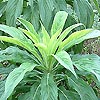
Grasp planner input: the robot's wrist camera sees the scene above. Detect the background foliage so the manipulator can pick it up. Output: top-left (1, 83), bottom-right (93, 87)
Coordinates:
top-left (0, 0), bottom-right (100, 100)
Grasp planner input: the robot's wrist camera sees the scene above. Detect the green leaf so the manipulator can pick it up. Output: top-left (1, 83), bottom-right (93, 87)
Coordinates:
top-left (0, 36), bottom-right (33, 53)
top-left (93, 0), bottom-right (100, 14)
top-left (0, 24), bottom-right (35, 53)
top-left (60, 23), bottom-right (84, 40)
top-left (68, 77), bottom-right (98, 100)
top-left (38, 0), bottom-right (54, 31)
top-left (0, 81), bottom-right (5, 98)
top-left (19, 28), bottom-right (39, 43)
top-left (73, 0), bottom-right (94, 28)
top-left (51, 11), bottom-right (68, 36)
top-left (0, 46), bottom-right (38, 64)
top-left (54, 0), bottom-right (67, 12)
top-left (58, 23), bottom-right (84, 45)
top-left (0, 24), bottom-right (28, 41)
top-left (60, 29), bottom-right (100, 50)
top-left (17, 18), bottom-right (39, 40)
top-left (18, 82), bottom-right (41, 100)
top-left (22, 6), bottom-right (31, 21)
top-left (0, 25), bottom-right (42, 62)
top-left (41, 73), bottom-right (58, 100)
top-left (0, 62), bottom-right (37, 100)
top-left (6, 0), bottom-right (23, 26)
top-left (28, 0), bottom-right (40, 31)
top-left (0, 36), bottom-right (25, 48)
top-left (34, 43), bottom-right (48, 65)
top-left (0, 65), bottom-right (15, 74)
top-left (59, 86), bottom-right (80, 100)
top-left (0, 1), bottom-right (7, 16)
top-left (0, 36), bottom-right (43, 65)
top-left (40, 22), bottom-right (50, 45)
top-left (18, 92), bottom-right (33, 100)
top-left (31, 83), bottom-right (41, 100)
top-left (72, 54), bottom-right (100, 82)
top-left (35, 43), bottom-right (47, 53)
top-left (47, 11), bottom-right (68, 55)
top-left (53, 51), bottom-right (77, 77)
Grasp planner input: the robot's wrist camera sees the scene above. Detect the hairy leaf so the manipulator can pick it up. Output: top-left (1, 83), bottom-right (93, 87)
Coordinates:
top-left (73, 0), bottom-right (94, 28)
top-left (28, 0), bottom-right (40, 31)
top-left (0, 46), bottom-right (38, 64)
top-left (58, 23), bottom-right (84, 42)
top-left (51, 11), bottom-right (68, 36)
top-left (19, 28), bottom-right (39, 43)
top-left (40, 22), bottom-right (50, 45)
top-left (68, 77), bottom-right (98, 100)
top-left (41, 73), bottom-right (58, 100)
top-left (6, 0), bottom-right (23, 26)
top-left (38, 0), bottom-right (54, 31)
top-left (17, 18), bottom-right (39, 40)
top-left (0, 36), bottom-right (25, 47)
top-left (72, 54), bottom-right (100, 82)
top-left (48, 11), bottom-right (68, 55)
top-left (18, 83), bottom-right (41, 100)
top-left (53, 51), bottom-right (77, 77)
top-left (0, 65), bottom-right (15, 74)
top-left (0, 36), bottom-right (43, 65)
top-left (60, 29), bottom-right (100, 50)
top-left (0, 81), bottom-right (5, 98)
top-left (93, 0), bottom-right (100, 14)
top-left (0, 62), bottom-right (37, 100)
top-left (57, 23), bottom-right (84, 52)
top-left (0, 25), bottom-right (27, 40)
top-left (0, 2), bottom-right (7, 16)
top-left (59, 86), bottom-right (80, 100)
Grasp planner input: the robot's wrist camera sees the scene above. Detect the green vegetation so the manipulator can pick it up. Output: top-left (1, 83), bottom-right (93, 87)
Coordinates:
top-left (0, 0), bottom-right (100, 100)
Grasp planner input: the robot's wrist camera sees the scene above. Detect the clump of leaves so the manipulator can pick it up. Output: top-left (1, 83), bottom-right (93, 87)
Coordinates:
top-left (0, 11), bottom-right (100, 100)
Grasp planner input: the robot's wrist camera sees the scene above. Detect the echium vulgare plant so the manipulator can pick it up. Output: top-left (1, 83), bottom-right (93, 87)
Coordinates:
top-left (0, 11), bottom-right (100, 100)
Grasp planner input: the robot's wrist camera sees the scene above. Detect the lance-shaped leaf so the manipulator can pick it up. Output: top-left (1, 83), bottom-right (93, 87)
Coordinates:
top-left (0, 81), bottom-right (5, 98)
top-left (17, 18), bottom-right (39, 40)
top-left (41, 73), bottom-right (58, 100)
top-left (73, 0), bottom-right (94, 28)
top-left (19, 28), bottom-right (39, 43)
top-left (0, 36), bottom-right (24, 47)
top-left (58, 86), bottom-right (80, 100)
top-left (0, 25), bottom-right (34, 49)
top-left (0, 25), bottom-right (27, 41)
top-left (0, 36), bottom-right (33, 53)
top-left (0, 1), bottom-right (7, 16)
top-left (47, 11), bottom-right (68, 55)
top-left (53, 51), bottom-right (77, 78)
top-left (6, 0), bottom-right (23, 26)
top-left (93, 0), bottom-right (100, 14)
top-left (0, 46), bottom-right (39, 64)
top-left (0, 24), bottom-right (42, 62)
top-left (40, 22), bottom-right (50, 45)
top-left (58, 23), bottom-right (84, 42)
top-left (72, 54), bottom-right (100, 82)
top-left (28, 0), bottom-right (40, 31)
top-left (56, 23), bottom-right (84, 53)
top-left (60, 29), bottom-right (100, 50)
top-left (51, 11), bottom-right (68, 36)
top-left (0, 36), bottom-right (42, 65)
top-left (38, 0), bottom-right (54, 31)
top-left (68, 77), bottom-right (98, 100)
top-left (18, 83), bottom-right (41, 100)
top-left (0, 62), bottom-right (37, 100)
